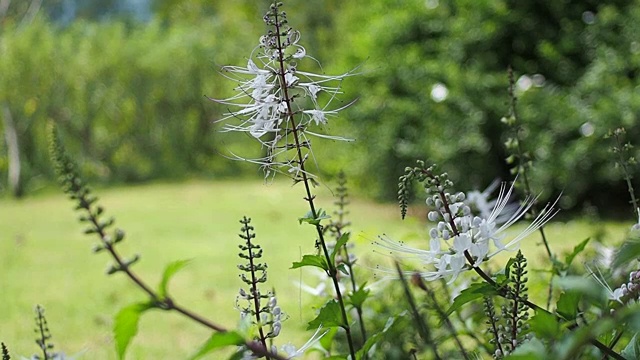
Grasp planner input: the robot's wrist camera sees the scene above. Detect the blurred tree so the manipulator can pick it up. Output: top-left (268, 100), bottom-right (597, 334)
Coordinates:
top-left (1, 0), bottom-right (639, 213)
top-left (325, 0), bottom-right (638, 213)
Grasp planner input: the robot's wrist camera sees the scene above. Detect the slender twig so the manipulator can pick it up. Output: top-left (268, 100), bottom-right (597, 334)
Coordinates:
top-left (609, 128), bottom-right (639, 214)
top-left (602, 331), bottom-right (624, 360)
top-left (395, 262), bottom-right (442, 360)
top-left (329, 173), bottom-right (368, 343)
top-left (484, 297), bottom-right (505, 359)
top-left (438, 279), bottom-right (487, 350)
top-left (413, 275), bottom-right (469, 359)
top-left (506, 66), bottom-right (553, 261)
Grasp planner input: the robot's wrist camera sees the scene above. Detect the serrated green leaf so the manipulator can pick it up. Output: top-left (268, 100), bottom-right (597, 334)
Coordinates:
top-left (564, 238), bottom-right (590, 268)
top-left (114, 302), bottom-right (155, 359)
top-left (307, 300), bottom-right (344, 330)
top-left (158, 259), bottom-right (191, 299)
top-left (336, 263), bottom-right (349, 275)
top-left (330, 232), bottom-right (350, 266)
top-left (299, 210), bottom-right (315, 225)
top-left (291, 255), bottom-right (328, 271)
top-left (348, 285), bottom-right (370, 309)
top-left (506, 336), bottom-right (547, 359)
top-left (621, 333), bottom-right (640, 359)
top-left (613, 237), bottom-right (640, 269)
top-left (495, 273), bottom-right (508, 286)
top-left (189, 331), bottom-right (245, 360)
top-left (556, 291), bottom-right (580, 321)
top-left (446, 282), bottom-right (497, 315)
top-left (298, 209), bottom-right (331, 226)
top-left (528, 310), bottom-right (561, 339)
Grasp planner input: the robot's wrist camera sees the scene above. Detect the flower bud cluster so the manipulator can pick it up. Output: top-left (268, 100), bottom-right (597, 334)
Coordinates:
top-left (611, 269), bottom-right (640, 304)
top-left (266, 295), bottom-right (285, 339)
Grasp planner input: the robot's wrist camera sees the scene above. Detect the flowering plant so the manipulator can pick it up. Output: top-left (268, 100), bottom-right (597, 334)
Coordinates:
top-left (208, 2), bottom-right (355, 179)
top-left (24, 2), bottom-right (640, 360)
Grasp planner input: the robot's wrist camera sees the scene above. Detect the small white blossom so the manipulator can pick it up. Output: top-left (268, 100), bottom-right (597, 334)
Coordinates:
top-left (632, 208), bottom-right (640, 233)
top-left (588, 265), bottom-right (625, 304)
top-left (280, 326), bottom-right (329, 359)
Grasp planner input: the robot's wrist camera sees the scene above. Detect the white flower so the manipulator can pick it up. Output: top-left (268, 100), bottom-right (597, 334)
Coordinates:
top-left (375, 181), bottom-right (558, 283)
top-left (632, 208), bottom-right (640, 233)
top-left (280, 326), bottom-right (329, 359)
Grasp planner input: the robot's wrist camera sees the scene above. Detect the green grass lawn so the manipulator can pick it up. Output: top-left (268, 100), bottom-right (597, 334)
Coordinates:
top-left (0, 179), bottom-right (633, 359)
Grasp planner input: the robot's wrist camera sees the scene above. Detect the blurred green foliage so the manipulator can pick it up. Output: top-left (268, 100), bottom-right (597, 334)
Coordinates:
top-left (0, 5), bottom-right (263, 191)
top-left (325, 0), bottom-right (640, 212)
top-left (1, 0), bottom-right (640, 213)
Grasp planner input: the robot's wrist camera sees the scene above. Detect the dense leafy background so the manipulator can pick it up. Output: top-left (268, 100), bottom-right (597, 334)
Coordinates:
top-left (1, 0), bottom-right (639, 214)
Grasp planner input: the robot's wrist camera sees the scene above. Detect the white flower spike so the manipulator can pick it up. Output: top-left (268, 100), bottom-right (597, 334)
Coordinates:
top-left (208, 2), bottom-right (356, 179)
top-left (375, 180), bottom-right (559, 283)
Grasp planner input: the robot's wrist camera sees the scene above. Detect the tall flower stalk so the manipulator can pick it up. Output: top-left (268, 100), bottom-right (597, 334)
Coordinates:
top-left (209, 3), bottom-right (354, 179)
top-left (502, 67), bottom-right (553, 261)
top-left (211, 3), bottom-right (357, 358)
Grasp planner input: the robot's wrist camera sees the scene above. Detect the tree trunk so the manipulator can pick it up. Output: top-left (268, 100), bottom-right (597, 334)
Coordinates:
top-left (3, 104), bottom-right (23, 198)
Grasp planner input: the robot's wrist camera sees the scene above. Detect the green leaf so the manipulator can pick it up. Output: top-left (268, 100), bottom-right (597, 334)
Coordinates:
top-left (613, 237), bottom-right (640, 269)
top-left (298, 209), bottom-right (331, 226)
top-left (556, 291), bottom-right (580, 321)
top-left (189, 331), bottom-right (245, 360)
top-left (446, 282), bottom-right (497, 315)
top-left (158, 259), bottom-right (191, 299)
top-left (348, 285), bottom-right (370, 309)
top-left (319, 327), bottom-right (338, 354)
top-left (291, 255), bottom-right (328, 271)
top-left (307, 300), bottom-right (344, 330)
top-left (553, 276), bottom-right (605, 301)
top-left (528, 310), bottom-right (561, 339)
top-left (564, 238), bottom-right (590, 268)
top-left (622, 333), bottom-right (640, 360)
top-left (330, 232), bottom-right (350, 266)
top-left (504, 257), bottom-right (517, 280)
top-left (506, 336), bottom-right (547, 359)
top-left (226, 351), bottom-right (245, 360)
top-left (356, 315), bottom-right (398, 360)
top-left (114, 302), bottom-right (155, 359)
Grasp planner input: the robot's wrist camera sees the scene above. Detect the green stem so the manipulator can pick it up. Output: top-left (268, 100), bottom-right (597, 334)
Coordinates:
top-left (271, 9), bottom-right (357, 360)
top-left (395, 262), bottom-right (442, 360)
top-left (420, 281), bottom-right (469, 359)
top-left (242, 219), bottom-right (270, 359)
top-left (507, 66), bottom-right (553, 262)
